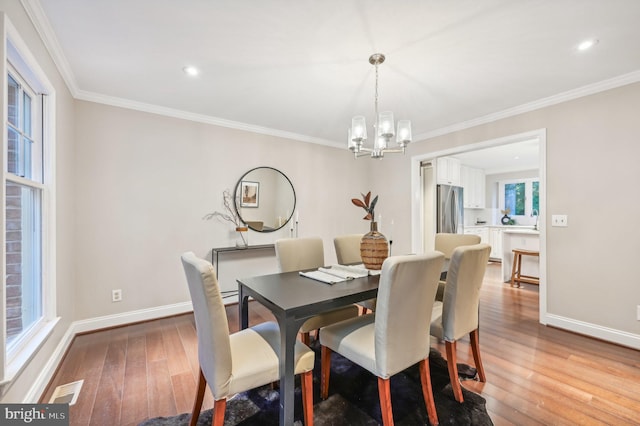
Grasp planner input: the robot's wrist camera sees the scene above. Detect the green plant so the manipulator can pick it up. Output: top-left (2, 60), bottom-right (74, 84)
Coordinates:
top-left (352, 191), bottom-right (378, 222)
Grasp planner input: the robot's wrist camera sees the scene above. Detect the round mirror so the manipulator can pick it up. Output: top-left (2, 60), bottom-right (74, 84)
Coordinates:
top-left (234, 167), bottom-right (296, 232)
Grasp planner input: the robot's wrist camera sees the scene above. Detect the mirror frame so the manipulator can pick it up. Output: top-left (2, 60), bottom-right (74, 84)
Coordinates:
top-left (233, 166), bottom-right (296, 233)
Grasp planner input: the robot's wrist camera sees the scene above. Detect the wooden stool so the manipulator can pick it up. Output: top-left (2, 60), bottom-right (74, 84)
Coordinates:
top-left (510, 249), bottom-right (539, 288)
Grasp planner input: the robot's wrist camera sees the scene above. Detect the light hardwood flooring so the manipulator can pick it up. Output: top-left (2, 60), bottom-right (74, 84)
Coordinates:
top-left (40, 263), bottom-right (640, 425)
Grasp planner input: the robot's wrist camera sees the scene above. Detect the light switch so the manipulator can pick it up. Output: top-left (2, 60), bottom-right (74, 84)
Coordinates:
top-left (551, 214), bottom-right (568, 227)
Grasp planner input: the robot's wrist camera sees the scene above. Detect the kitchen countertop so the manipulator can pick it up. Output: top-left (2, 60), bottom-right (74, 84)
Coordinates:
top-left (465, 224), bottom-right (536, 230)
top-left (502, 228), bottom-right (539, 234)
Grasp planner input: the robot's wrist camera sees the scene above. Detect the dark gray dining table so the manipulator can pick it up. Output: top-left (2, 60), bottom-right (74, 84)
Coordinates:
top-left (237, 271), bottom-right (380, 426)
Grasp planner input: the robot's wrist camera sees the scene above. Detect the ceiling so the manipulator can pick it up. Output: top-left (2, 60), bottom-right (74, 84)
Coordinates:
top-left (451, 139), bottom-right (540, 174)
top-left (26, 0), bottom-right (640, 149)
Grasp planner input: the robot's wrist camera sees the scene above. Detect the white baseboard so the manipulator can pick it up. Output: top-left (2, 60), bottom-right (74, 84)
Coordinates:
top-left (70, 302), bottom-right (193, 335)
top-left (25, 302), bottom-right (194, 403)
top-left (546, 314), bottom-right (640, 350)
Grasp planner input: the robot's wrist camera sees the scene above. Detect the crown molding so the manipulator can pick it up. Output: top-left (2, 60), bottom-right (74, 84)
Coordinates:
top-left (20, 0), bottom-right (80, 97)
top-left (21, 0), bottom-right (640, 149)
top-left (74, 89), bottom-right (341, 147)
top-left (414, 69), bottom-right (640, 142)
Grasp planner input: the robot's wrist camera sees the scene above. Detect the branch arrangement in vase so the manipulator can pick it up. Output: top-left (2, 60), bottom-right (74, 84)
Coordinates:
top-left (204, 189), bottom-right (248, 246)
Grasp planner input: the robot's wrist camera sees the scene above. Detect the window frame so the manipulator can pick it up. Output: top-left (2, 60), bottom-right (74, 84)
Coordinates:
top-left (2, 17), bottom-right (58, 388)
top-left (498, 177), bottom-right (540, 218)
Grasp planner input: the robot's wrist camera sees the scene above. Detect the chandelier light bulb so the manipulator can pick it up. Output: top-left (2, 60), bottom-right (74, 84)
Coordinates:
top-left (377, 111), bottom-right (395, 138)
top-left (396, 120), bottom-right (412, 145)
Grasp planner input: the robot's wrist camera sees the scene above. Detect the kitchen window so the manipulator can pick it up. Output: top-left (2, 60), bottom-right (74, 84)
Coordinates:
top-left (2, 26), bottom-right (57, 386)
top-left (499, 178), bottom-right (539, 217)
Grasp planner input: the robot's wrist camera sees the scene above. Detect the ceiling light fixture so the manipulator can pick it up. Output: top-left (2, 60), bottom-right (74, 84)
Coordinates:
top-left (183, 66), bottom-right (200, 76)
top-left (577, 39), bottom-right (598, 51)
top-left (348, 53), bottom-right (411, 159)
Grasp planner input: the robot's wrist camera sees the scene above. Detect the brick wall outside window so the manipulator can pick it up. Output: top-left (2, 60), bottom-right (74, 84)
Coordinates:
top-left (6, 182), bottom-right (23, 339)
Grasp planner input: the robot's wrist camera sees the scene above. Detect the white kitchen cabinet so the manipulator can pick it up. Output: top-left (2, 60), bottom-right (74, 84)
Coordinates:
top-left (464, 226), bottom-right (488, 244)
top-left (436, 157), bottom-right (461, 186)
top-left (461, 166), bottom-right (486, 209)
top-left (489, 228), bottom-right (503, 260)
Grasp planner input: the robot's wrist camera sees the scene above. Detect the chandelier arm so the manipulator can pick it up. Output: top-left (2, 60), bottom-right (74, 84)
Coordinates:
top-left (380, 148), bottom-right (405, 154)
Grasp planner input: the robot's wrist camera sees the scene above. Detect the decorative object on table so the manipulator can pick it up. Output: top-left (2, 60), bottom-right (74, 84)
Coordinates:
top-left (239, 180), bottom-right (259, 208)
top-left (139, 343), bottom-right (491, 426)
top-left (352, 191), bottom-right (389, 270)
top-left (500, 208), bottom-right (511, 225)
top-left (203, 189), bottom-right (248, 248)
top-left (348, 53), bottom-right (412, 159)
top-left (235, 226), bottom-right (249, 248)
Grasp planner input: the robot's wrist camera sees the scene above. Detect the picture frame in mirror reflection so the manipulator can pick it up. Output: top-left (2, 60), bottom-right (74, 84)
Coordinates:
top-left (240, 181), bottom-right (259, 207)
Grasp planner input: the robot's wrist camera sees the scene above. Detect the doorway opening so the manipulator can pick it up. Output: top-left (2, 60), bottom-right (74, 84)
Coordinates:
top-left (410, 129), bottom-right (547, 324)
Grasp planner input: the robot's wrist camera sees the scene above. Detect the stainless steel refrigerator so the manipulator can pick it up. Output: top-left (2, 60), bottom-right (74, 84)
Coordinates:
top-left (436, 184), bottom-right (464, 234)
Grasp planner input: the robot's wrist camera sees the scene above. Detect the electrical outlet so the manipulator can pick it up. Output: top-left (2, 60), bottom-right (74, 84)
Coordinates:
top-left (637, 305), bottom-right (640, 321)
top-left (551, 214), bottom-right (568, 227)
top-left (112, 289), bottom-right (122, 302)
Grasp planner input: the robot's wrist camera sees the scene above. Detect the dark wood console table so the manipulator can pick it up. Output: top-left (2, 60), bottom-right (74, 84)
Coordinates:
top-left (211, 244), bottom-right (275, 277)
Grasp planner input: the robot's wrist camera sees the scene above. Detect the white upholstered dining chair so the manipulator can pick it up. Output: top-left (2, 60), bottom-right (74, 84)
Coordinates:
top-left (320, 252), bottom-right (445, 426)
top-left (333, 234), bottom-right (363, 265)
top-left (275, 237), bottom-right (360, 344)
top-left (434, 233), bottom-right (481, 301)
top-left (333, 233), bottom-right (377, 314)
top-left (430, 243), bottom-right (491, 403)
top-left (181, 252), bottom-right (315, 426)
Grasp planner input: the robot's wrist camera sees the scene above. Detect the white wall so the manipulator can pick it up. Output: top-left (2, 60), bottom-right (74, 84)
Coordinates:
top-left (74, 101), bottom-right (373, 319)
top-left (384, 81), bottom-right (640, 347)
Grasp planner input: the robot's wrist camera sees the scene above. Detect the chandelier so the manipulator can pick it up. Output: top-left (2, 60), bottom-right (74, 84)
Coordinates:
top-left (348, 53), bottom-right (412, 158)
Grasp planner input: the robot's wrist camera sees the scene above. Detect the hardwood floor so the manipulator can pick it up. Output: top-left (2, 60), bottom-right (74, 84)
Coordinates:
top-left (40, 263), bottom-right (640, 425)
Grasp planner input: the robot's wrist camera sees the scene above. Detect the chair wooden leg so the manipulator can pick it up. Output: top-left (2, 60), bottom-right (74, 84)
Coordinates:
top-left (301, 332), bottom-right (311, 346)
top-left (301, 370), bottom-right (314, 425)
top-left (190, 369), bottom-right (207, 426)
top-left (212, 398), bottom-right (226, 426)
top-left (445, 341), bottom-right (464, 403)
top-left (516, 253), bottom-right (523, 287)
top-left (321, 345), bottom-right (332, 399)
top-left (470, 329), bottom-right (486, 382)
top-left (419, 359), bottom-right (439, 426)
top-left (377, 377), bottom-right (394, 426)
top-left (510, 253), bottom-right (519, 287)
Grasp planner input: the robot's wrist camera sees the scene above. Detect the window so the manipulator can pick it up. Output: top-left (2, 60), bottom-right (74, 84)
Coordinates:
top-left (499, 178), bottom-right (539, 217)
top-left (6, 68), bottom-right (44, 351)
top-left (2, 26), bottom-right (56, 386)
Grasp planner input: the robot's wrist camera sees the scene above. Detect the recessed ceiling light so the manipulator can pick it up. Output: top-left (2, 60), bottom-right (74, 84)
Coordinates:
top-left (183, 66), bottom-right (200, 76)
top-left (577, 39), bottom-right (598, 51)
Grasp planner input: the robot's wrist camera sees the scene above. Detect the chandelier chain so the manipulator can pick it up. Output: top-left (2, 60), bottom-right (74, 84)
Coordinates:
top-left (374, 62), bottom-right (379, 132)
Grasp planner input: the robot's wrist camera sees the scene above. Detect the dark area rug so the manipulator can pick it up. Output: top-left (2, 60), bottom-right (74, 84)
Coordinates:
top-left (140, 341), bottom-right (493, 425)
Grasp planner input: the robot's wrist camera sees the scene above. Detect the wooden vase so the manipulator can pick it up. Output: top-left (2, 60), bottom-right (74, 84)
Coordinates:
top-left (360, 221), bottom-right (389, 270)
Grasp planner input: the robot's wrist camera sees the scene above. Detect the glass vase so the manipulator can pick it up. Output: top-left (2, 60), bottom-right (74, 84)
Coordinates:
top-left (235, 226), bottom-right (248, 248)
